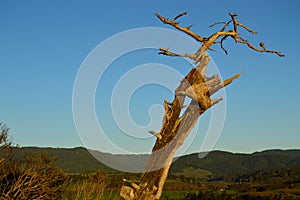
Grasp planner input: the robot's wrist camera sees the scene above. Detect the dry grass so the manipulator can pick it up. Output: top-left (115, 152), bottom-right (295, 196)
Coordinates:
top-left (69, 179), bottom-right (106, 200)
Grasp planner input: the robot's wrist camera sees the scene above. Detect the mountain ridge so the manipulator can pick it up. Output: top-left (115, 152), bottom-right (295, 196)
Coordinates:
top-left (7, 146), bottom-right (300, 175)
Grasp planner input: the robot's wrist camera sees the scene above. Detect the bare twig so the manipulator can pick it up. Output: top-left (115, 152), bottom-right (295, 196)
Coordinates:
top-left (220, 35), bottom-right (230, 54)
top-left (239, 23), bottom-right (258, 34)
top-left (209, 21), bottom-right (227, 28)
top-left (172, 11), bottom-right (187, 21)
top-left (148, 131), bottom-right (162, 140)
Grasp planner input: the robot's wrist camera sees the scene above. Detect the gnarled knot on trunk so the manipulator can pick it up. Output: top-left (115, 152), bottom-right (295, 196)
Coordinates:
top-left (176, 74), bottom-right (223, 110)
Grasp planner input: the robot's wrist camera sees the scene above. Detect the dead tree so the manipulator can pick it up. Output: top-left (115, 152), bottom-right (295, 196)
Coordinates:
top-left (120, 12), bottom-right (284, 200)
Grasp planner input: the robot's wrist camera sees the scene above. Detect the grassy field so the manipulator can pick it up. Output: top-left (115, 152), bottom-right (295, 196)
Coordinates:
top-left (172, 167), bottom-right (213, 179)
top-left (102, 191), bottom-right (188, 200)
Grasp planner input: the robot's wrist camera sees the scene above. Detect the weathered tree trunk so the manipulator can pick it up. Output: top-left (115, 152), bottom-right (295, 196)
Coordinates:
top-left (121, 49), bottom-right (240, 200)
top-left (137, 52), bottom-right (210, 199)
top-left (120, 12), bottom-right (283, 200)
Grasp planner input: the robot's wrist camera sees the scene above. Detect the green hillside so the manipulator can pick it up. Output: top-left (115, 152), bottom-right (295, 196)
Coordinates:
top-left (8, 147), bottom-right (300, 176)
top-left (170, 150), bottom-right (300, 175)
top-left (9, 147), bottom-right (115, 173)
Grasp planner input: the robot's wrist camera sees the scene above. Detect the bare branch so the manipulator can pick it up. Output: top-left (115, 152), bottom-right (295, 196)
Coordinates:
top-left (229, 13), bottom-right (239, 38)
top-left (155, 12), bottom-right (206, 43)
top-left (222, 71), bottom-right (243, 86)
top-left (210, 20), bottom-right (231, 32)
top-left (209, 21), bottom-right (227, 28)
top-left (238, 23), bottom-right (257, 34)
top-left (201, 31), bottom-right (236, 51)
top-left (238, 38), bottom-right (285, 57)
top-left (211, 97), bottom-right (223, 107)
top-left (220, 35), bottom-right (230, 54)
top-left (220, 20), bottom-right (231, 32)
top-left (172, 11), bottom-right (187, 21)
top-left (158, 48), bottom-right (197, 60)
top-left (156, 12), bottom-right (284, 57)
top-left (148, 130), bottom-right (162, 140)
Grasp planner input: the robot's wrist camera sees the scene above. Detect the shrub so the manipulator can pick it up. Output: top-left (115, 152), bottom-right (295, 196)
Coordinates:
top-left (0, 123), bottom-right (69, 199)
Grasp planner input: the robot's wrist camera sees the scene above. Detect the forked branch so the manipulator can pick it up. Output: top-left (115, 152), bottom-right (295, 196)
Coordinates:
top-left (158, 48), bottom-right (196, 60)
top-left (156, 12), bottom-right (285, 57)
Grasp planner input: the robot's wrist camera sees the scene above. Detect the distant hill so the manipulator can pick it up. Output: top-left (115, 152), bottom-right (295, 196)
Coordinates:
top-left (7, 147), bottom-right (300, 175)
top-left (8, 147), bottom-right (112, 173)
top-left (170, 149), bottom-right (300, 175)
top-left (9, 147), bottom-right (149, 173)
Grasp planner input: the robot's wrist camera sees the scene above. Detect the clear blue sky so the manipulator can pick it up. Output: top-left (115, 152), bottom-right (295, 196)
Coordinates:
top-left (1, 1), bottom-right (299, 155)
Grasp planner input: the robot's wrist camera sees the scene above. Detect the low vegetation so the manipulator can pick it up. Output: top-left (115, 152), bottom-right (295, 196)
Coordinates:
top-left (0, 123), bottom-right (68, 199)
